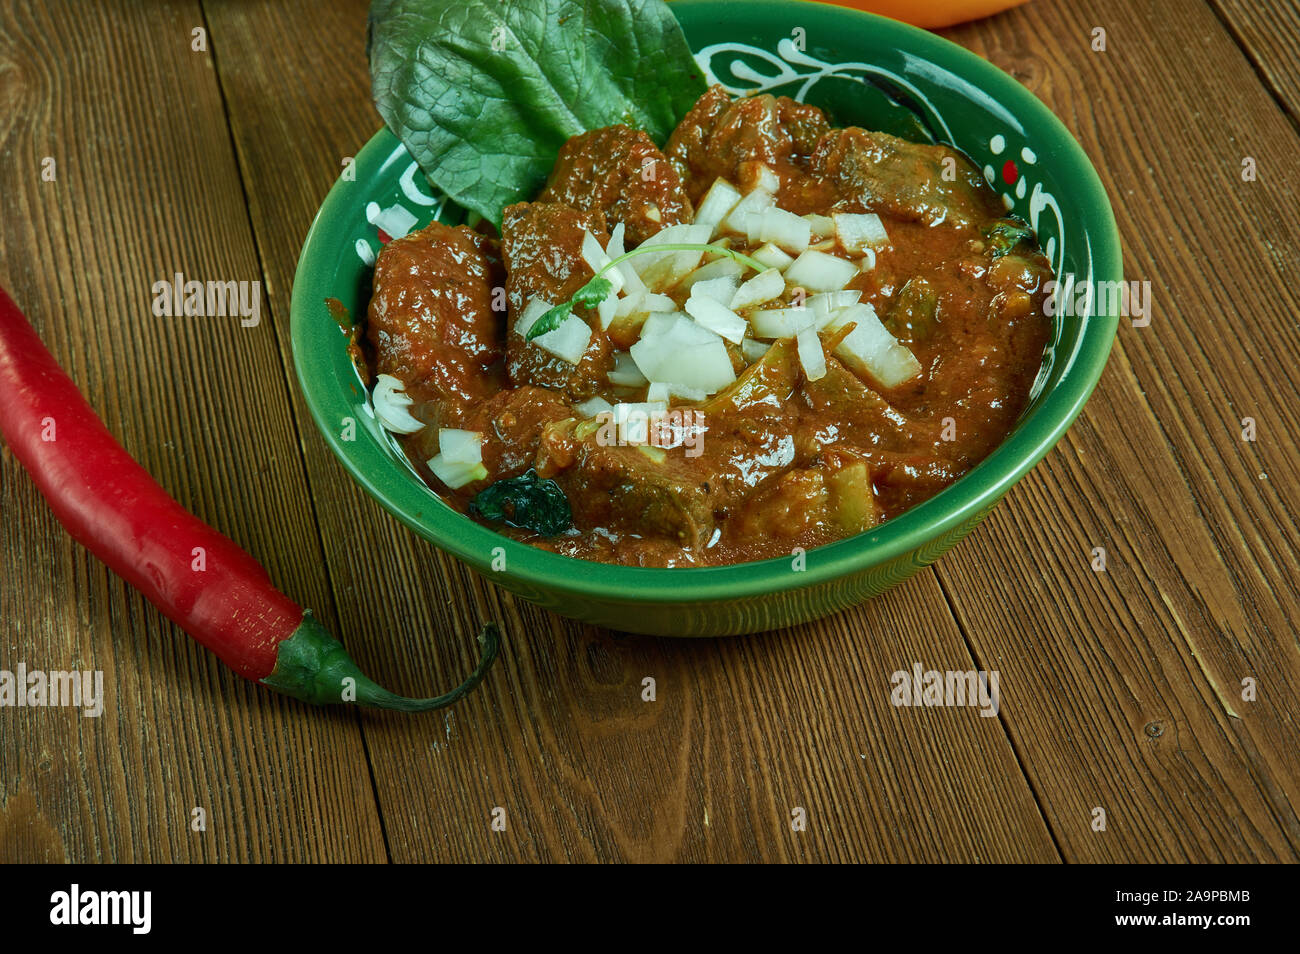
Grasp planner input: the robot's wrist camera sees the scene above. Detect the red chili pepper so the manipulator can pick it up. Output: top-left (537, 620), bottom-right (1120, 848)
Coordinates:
top-left (0, 285), bottom-right (499, 711)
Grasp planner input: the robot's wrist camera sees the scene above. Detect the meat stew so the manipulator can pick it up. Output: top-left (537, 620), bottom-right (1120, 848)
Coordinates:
top-left (362, 86), bottom-right (1053, 568)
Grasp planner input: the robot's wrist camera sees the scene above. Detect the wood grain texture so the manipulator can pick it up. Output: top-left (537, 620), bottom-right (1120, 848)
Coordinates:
top-left (1211, 0), bottom-right (1300, 121)
top-left (199, 0), bottom-right (1056, 862)
top-left (937, 0), bottom-right (1300, 860)
top-left (0, 0), bottom-right (386, 861)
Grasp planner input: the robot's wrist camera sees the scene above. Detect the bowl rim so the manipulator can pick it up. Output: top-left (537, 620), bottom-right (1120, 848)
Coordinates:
top-left (290, 0), bottom-right (1122, 606)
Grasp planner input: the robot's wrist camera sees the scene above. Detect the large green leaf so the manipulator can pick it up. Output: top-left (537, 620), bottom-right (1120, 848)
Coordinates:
top-left (368, 0), bottom-right (706, 227)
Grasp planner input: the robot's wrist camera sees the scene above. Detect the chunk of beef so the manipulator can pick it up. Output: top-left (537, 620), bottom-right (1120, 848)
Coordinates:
top-left (557, 399), bottom-right (801, 550)
top-left (665, 85), bottom-right (832, 207)
top-left (567, 442), bottom-right (719, 549)
top-left (500, 202), bottom-right (614, 400)
top-left (538, 125), bottom-right (693, 245)
top-left (665, 84), bottom-right (731, 192)
top-left (366, 222), bottom-right (505, 408)
top-left (810, 128), bottom-right (999, 229)
top-left (732, 468), bottom-right (833, 541)
top-left (871, 452), bottom-right (966, 518)
top-left (781, 98), bottom-right (834, 155)
top-left (403, 385), bottom-right (575, 490)
top-left (798, 356), bottom-right (915, 450)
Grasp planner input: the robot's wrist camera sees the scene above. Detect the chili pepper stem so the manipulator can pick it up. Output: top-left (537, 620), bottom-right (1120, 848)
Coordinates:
top-left (260, 612), bottom-right (501, 712)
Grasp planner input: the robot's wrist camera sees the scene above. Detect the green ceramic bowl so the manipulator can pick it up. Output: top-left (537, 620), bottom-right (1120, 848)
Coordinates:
top-left (290, 0), bottom-right (1121, 636)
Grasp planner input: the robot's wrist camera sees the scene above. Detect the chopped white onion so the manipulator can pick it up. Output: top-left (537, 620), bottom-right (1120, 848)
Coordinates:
top-left (613, 401), bottom-right (668, 445)
top-left (605, 222), bottom-right (645, 295)
top-left (629, 223), bottom-right (711, 288)
top-left (749, 306), bottom-right (817, 340)
top-left (639, 311), bottom-right (681, 340)
top-left (597, 294), bottom-right (619, 330)
top-left (574, 396), bottom-right (614, 418)
top-left (804, 213), bottom-right (835, 239)
top-left (730, 267), bottom-right (786, 311)
top-left (753, 207), bottom-right (811, 253)
top-left (630, 316), bottom-right (736, 395)
top-left (784, 249), bottom-right (858, 292)
top-left (657, 341), bottom-right (736, 394)
top-left (807, 290), bottom-right (863, 328)
top-left (685, 295), bottom-right (747, 344)
top-left (646, 381), bottom-right (708, 404)
top-left (514, 298), bottom-right (553, 337)
top-left (614, 291), bottom-right (676, 320)
top-left (614, 290), bottom-right (645, 319)
top-left (669, 314), bottom-right (722, 347)
top-left (694, 179), bottom-right (743, 237)
top-left (690, 275), bottom-right (740, 306)
top-left (722, 187), bottom-right (775, 236)
top-left (428, 458), bottom-right (487, 490)
top-left (579, 229), bottom-right (622, 328)
top-left (533, 313), bottom-right (592, 365)
top-left (667, 382), bottom-right (708, 402)
top-left (741, 338), bottom-right (772, 363)
top-left (679, 256), bottom-right (744, 293)
top-left (372, 374), bottom-right (425, 434)
top-left (834, 212), bottom-right (890, 254)
top-left (641, 292), bottom-right (678, 314)
top-left (796, 329), bottom-right (827, 382)
top-left (827, 302), bottom-right (922, 388)
top-left (368, 203), bottom-right (418, 241)
top-left (606, 222), bottom-right (626, 256)
top-left (608, 350), bottom-right (649, 386)
top-left (436, 428), bottom-right (483, 465)
top-left (753, 163), bottom-right (781, 194)
top-left (581, 230), bottom-right (623, 295)
top-left (751, 243), bottom-right (795, 270)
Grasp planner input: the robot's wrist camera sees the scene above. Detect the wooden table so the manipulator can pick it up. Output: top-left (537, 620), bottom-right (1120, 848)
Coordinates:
top-left (1, 0), bottom-right (1297, 864)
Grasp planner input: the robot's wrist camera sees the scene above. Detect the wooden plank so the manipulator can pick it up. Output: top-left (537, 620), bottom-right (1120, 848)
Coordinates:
top-left (201, 0), bottom-right (1058, 862)
top-left (0, 0), bottom-right (386, 861)
top-left (1211, 0), bottom-right (1300, 121)
top-left (936, 0), bottom-right (1300, 861)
